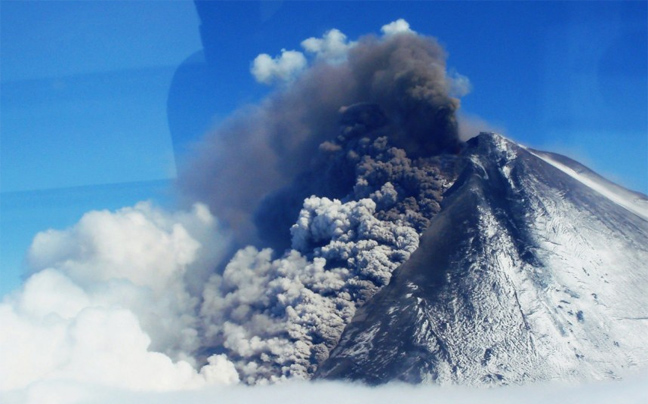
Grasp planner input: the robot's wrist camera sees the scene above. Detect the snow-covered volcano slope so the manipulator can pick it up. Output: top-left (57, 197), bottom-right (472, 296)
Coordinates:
top-left (316, 133), bottom-right (648, 385)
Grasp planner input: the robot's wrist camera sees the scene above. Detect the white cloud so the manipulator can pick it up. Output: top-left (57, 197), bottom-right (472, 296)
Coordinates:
top-left (301, 28), bottom-right (355, 63)
top-left (27, 202), bottom-right (219, 293)
top-left (22, 202), bottom-right (229, 359)
top-left (0, 277), bottom-right (238, 394)
top-left (381, 18), bottom-right (415, 36)
top-left (251, 49), bottom-right (307, 84)
top-left (250, 28), bottom-right (354, 84)
top-left (250, 21), bottom-right (419, 84)
top-left (4, 374), bottom-right (648, 404)
top-left (448, 70), bottom-right (472, 97)
top-left (0, 202), bottom-right (238, 394)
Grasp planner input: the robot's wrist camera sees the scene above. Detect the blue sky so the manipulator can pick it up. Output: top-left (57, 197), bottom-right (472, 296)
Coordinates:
top-left (1, 0), bottom-right (646, 296)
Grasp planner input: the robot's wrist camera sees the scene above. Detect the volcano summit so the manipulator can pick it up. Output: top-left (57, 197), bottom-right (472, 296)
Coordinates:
top-left (316, 132), bottom-right (648, 385)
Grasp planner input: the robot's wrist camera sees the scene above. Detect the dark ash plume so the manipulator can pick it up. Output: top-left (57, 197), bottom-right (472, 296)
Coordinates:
top-left (178, 31), bottom-right (464, 246)
top-left (198, 129), bottom-right (459, 383)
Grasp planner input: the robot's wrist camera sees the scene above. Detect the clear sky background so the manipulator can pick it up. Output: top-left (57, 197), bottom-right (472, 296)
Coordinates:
top-left (1, 0), bottom-right (646, 296)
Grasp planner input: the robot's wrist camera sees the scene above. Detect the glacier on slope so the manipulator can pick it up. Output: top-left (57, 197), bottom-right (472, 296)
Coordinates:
top-left (315, 132), bottom-right (648, 385)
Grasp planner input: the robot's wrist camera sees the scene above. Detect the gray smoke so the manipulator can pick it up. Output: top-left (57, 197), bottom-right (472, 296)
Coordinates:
top-left (172, 26), bottom-right (472, 383)
top-left (197, 128), bottom-right (459, 382)
top-left (203, 89), bottom-right (460, 383)
top-left (178, 31), bottom-right (464, 246)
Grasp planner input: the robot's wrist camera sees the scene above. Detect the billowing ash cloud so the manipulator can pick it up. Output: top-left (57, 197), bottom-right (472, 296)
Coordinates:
top-left (200, 195), bottom-right (420, 383)
top-left (179, 22), bottom-right (466, 246)
top-left (194, 108), bottom-right (459, 382)
top-left (172, 22), bottom-right (468, 381)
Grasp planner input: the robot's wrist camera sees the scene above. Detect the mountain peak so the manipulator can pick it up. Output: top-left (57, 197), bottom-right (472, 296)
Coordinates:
top-left (315, 135), bottom-right (648, 385)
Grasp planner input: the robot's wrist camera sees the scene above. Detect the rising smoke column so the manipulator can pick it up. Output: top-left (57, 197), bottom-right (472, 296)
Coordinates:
top-left (175, 23), bottom-right (470, 383)
top-left (179, 29), bottom-right (466, 247)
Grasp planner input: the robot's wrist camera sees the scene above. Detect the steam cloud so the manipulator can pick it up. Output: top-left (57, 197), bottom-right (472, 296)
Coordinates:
top-left (179, 24), bottom-right (465, 246)
top-left (301, 28), bottom-right (356, 63)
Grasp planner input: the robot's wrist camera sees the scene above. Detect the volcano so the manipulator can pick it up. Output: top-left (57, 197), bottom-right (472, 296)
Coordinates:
top-left (314, 132), bottom-right (648, 385)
